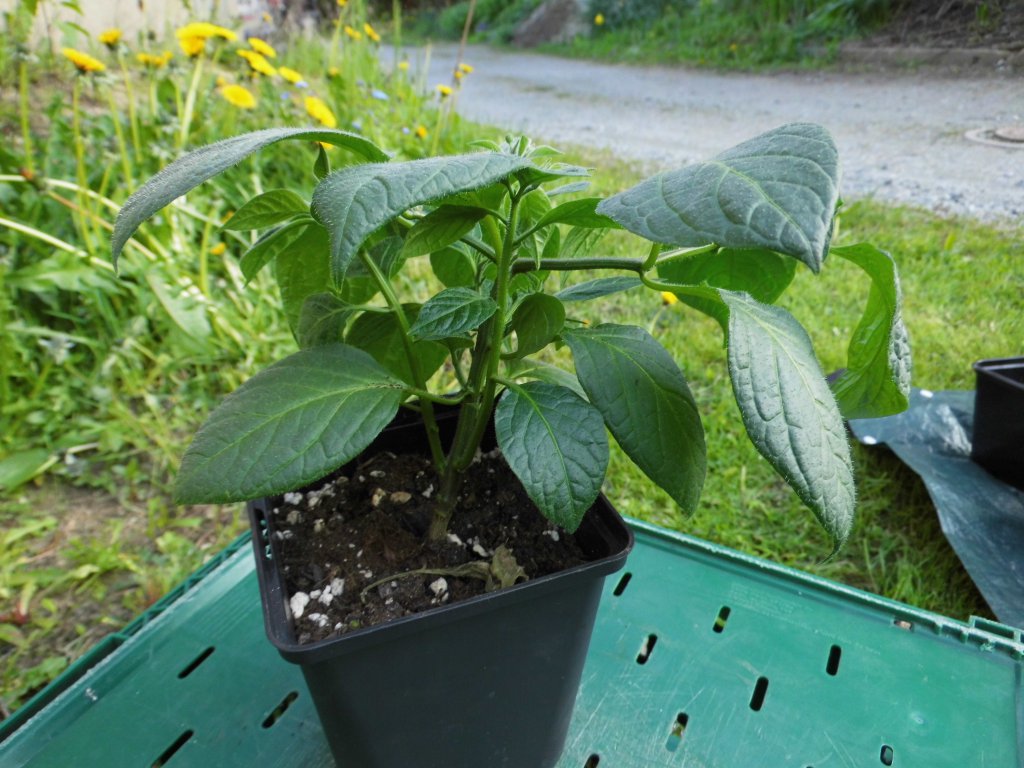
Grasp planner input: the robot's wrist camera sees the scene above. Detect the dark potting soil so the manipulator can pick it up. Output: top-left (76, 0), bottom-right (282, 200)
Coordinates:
top-left (268, 449), bottom-right (591, 644)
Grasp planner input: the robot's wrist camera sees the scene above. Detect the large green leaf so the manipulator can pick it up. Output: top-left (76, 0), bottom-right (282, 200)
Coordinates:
top-left (555, 276), bottom-right (643, 302)
top-left (534, 198), bottom-right (620, 230)
top-left (598, 124), bottom-right (839, 272)
top-left (658, 246), bottom-right (797, 328)
top-left (113, 128), bottom-right (386, 266)
top-left (495, 382), bottom-right (608, 532)
top-left (297, 292), bottom-right (353, 348)
top-left (274, 224), bottom-right (330, 336)
top-left (222, 189), bottom-right (308, 231)
top-left (829, 244), bottom-right (912, 419)
top-left (346, 305), bottom-right (448, 385)
top-left (722, 290), bottom-right (854, 550)
top-left (239, 218), bottom-right (313, 283)
top-left (174, 344), bottom-right (405, 504)
top-left (311, 153), bottom-right (532, 284)
top-left (402, 206), bottom-right (487, 258)
top-left (508, 293), bottom-right (565, 358)
top-left (430, 246), bottom-right (476, 288)
top-left (409, 287), bottom-right (497, 342)
top-left (564, 324), bottom-right (705, 514)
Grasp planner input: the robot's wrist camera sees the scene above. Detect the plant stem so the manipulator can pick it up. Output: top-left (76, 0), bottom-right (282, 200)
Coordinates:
top-left (428, 196), bottom-right (522, 542)
top-left (178, 55), bottom-right (204, 149)
top-left (105, 84), bottom-right (134, 184)
top-left (511, 256), bottom-right (645, 274)
top-left (118, 50), bottom-right (143, 163)
top-left (357, 251), bottom-right (446, 472)
top-left (18, 61), bottom-right (35, 175)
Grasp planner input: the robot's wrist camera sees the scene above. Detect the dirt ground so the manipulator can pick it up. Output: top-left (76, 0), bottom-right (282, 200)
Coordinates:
top-left (867, 0), bottom-right (1024, 49)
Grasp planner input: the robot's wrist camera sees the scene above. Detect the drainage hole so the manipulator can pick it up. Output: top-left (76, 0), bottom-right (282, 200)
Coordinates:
top-left (749, 676), bottom-right (769, 711)
top-left (712, 606), bottom-right (731, 633)
top-left (636, 633), bottom-right (658, 665)
top-left (262, 691), bottom-right (299, 729)
top-left (151, 730), bottom-right (193, 767)
top-left (612, 572), bottom-right (632, 597)
top-left (880, 745), bottom-right (894, 765)
top-left (177, 647), bottom-right (215, 679)
top-left (665, 712), bottom-right (689, 752)
top-left (584, 754), bottom-right (600, 767)
top-left (826, 644), bottom-right (842, 676)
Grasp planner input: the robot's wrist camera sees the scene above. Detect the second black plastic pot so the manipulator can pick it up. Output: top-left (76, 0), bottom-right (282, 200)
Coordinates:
top-left (247, 407), bottom-right (634, 768)
top-left (971, 356), bottom-right (1024, 490)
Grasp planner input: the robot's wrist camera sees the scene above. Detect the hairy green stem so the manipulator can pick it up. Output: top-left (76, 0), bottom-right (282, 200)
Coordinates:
top-left (511, 256), bottom-right (645, 274)
top-left (357, 251), bottom-right (446, 472)
top-left (428, 197), bottom-right (521, 542)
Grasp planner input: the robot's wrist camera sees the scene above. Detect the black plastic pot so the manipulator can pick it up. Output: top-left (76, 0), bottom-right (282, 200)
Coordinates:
top-left (971, 356), bottom-right (1024, 490)
top-left (247, 407), bottom-right (633, 768)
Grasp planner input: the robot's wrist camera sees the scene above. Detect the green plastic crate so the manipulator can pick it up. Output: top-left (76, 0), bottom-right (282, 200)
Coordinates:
top-left (2, 520), bottom-right (1021, 767)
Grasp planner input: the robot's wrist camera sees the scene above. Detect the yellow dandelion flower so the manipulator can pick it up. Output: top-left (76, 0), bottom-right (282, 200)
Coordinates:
top-left (458, 62), bottom-right (474, 74)
top-left (337, 0), bottom-right (348, 6)
top-left (363, 22), bottom-right (381, 43)
top-left (728, 42), bottom-right (739, 53)
top-left (238, 49), bottom-right (277, 77)
top-left (98, 28), bottom-right (122, 48)
top-left (221, 84), bottom-right (256, 109)
top-left (397, 60), bottom-right (409, 71)
top-left (344, 25), bottom-right (362, 40)
top-left (454, 70), bottom-right (464, 81)
top-left (279, 66), bottom-right (304, 84)
top-left (62, 47), bottom-right (106, 74)
top-left (176, 22), bottom-right (237, 42)
top-left (262, 12), bottom-right (272, 22)
top-left (660, 291), bottom-right (679, 306)
top-left (305, 96), bottom-right (337, 128)
top-left (327, 66), bottom-right (341, 78)
top-left (415, 125), bottom-right (428, 139)
top-left (178, 35), bottom-right (206, 57)
top-left (209, 242), bottom-right (228, 256)
top-left (216, 75), bottom-right (227, 86)
top-left (247, 37), bottom-right (277, 58)
top-left (594, 13), bottom-right (605, 25)
top-left (436, 83), bottom-right (453, 98)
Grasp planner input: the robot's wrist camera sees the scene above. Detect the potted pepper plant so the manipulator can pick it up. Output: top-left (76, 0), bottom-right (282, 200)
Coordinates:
top-left (111, 123), bottom-right (911, 767)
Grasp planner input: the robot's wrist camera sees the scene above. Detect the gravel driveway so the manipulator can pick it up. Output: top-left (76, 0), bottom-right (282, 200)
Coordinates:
top-left (416, 44), bottom-right (1024, 222)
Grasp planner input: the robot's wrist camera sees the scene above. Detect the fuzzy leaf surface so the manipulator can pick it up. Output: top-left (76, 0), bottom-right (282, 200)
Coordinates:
top-left (556, 276), bottom-right (643, 302)
top-left (509, 293), bottom-right (565, 358)
top-left (239, 219), bottom-right (312, 283)
top-left (409, 287), bottom-right (497, 342)
top-left (564, 324), bottom-right (706, 514)
top-left (598, 123), bottom-right (839, 272)
top-left (430, 246), bottom-right (476, 288)
top-left (658, 246), bottom-right (797, 328)
top-left (274, 224), bottom-right (330, 337)
top-left (723, 290), bottom-right (854, 550)
top-left (311, 153), bottom-right (532, 283)
top-left (495, 382), bottom-right (608, 532)
top-left (113, 128), bottom-right (385, 266)
top-left (222, 189), bottom-right (308, 231)
top-left (174, 344), bottom-right (405, 504)
top-left (402, 206), bottom-right (487, 258)
top-left (346, 306), bottom-right (448, 385)
top-left (297, 292), bottom-right (353, 348)
top-left (535, 198), bottom-right (620, 230)
top-left (829, 244), bottom-right (912, 419)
